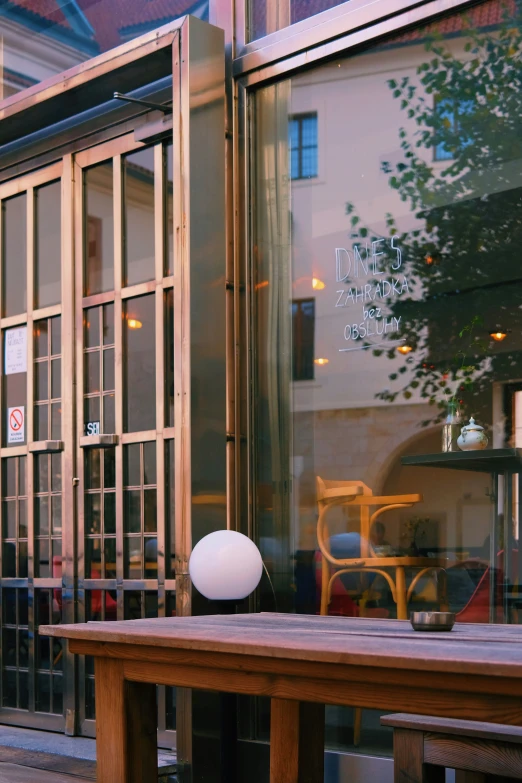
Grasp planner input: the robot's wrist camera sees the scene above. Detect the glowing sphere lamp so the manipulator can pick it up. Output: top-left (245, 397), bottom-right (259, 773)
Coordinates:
top-left (189, 530), bottom-right (263, 601)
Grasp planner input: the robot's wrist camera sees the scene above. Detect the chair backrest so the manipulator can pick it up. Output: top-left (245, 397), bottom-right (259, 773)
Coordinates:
top-left (316, 476), bottom-right (372, 504)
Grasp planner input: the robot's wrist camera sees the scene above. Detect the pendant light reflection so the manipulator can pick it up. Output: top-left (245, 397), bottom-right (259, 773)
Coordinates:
top-left (127, 318), bottom-right (142, 330)
top-left (397, 344), bottom-right (413, 355)
top-left (489, 329), bottom-right (509, 342)
top-left (312, 277), bottom-right (325, 290)
top-left (314, 357), bottom-right (329, 366)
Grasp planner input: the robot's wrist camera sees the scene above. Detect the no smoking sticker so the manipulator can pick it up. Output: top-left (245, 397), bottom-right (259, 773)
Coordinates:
top-left (8, 406), bottom-right (24, 444)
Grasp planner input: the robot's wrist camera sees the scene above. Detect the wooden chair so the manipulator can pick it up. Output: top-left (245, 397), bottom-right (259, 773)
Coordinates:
top-left (382, 712), bottom-right (522, 782)
top-left (316, 477), bottom-right (448, 748)
top-left (316, 477), bottom-right (445, 620)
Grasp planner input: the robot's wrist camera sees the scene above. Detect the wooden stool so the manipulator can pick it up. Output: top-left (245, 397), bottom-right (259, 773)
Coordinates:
top-left (382, 713), bottom-right (522, 782)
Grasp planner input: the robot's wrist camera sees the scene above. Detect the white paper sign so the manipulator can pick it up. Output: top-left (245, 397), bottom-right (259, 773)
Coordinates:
top-left (5, 327), bottom-right (27, 375)
top-left (7, 406), bottom-right (24, 444)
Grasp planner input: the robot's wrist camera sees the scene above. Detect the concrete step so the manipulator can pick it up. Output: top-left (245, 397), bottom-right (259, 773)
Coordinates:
top-left (0, 725), bottom-right (177, 781)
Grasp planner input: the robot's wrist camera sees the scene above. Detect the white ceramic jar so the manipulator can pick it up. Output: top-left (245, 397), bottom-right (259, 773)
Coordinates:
top-left (457, 417), bottom-right (488, 451)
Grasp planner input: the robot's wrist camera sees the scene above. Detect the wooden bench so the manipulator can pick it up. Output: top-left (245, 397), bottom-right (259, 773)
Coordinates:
top-left (382, 713), bottom-right (522, 782)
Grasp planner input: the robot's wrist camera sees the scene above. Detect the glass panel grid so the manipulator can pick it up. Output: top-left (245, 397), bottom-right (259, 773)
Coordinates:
top-left (124, 443), bottom-right (157, 579)
top-left (83, 305), bottom-right (115, 435)
top-left (34, 317), bottom-right (61, 441)
top-left (2, 457), bottom-right (28, 578)
top-left (35, 589), bottom-right (63, 715)
top-left (2, 588), bottom-right (29, 709)
top-left (84, 448), bottom-right (116, 579)
top-left (34, 454), bottom-right (62, 578)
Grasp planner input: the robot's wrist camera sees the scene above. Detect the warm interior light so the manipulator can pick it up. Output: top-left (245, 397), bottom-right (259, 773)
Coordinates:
top-left (127, 318), bottom-right (142, 330)
top-left (397, 344), bottom-right (413, 355)
top-left (314, 357), bottom-right (329, 366)
top-left (255, 280), bottom-right (269, 290)
top-left (425, 255), bottom-right (434, 265)
top-left (312, 277), bottom-right (325, 290)
top-left (489, 330), bottom-right (508, 342)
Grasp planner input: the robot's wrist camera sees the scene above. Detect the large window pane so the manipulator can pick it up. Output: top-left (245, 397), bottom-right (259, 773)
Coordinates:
top-left (123, 149), bottom-right (155, 287)
top-left (253, 0), bottom-right (522, 757)
top-left (35, 181), bottom-right (61, 309)
top-left (2, 194), bottom-right (27, 317)
top-left (84, 162), bottom-right (114, 296)
top-left (124, 295), bottom-right (156, 432)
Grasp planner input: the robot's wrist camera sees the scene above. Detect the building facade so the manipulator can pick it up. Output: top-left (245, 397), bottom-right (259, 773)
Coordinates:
top-left (0, 0), bottom-right (521, 781)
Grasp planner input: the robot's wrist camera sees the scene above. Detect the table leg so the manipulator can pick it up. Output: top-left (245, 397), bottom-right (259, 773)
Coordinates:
top-left (396, 566), bottom-right (407, 620)
top-left (270, 698), bottom-right (325, 783)
top-left (94, 658), bottom-right (157, 783)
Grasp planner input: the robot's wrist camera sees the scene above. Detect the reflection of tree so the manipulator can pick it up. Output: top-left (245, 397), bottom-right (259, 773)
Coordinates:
top-left (345, 11), bottom-right (522, 430)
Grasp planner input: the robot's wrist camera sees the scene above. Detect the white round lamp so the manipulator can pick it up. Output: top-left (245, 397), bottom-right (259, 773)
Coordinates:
top-left (189, 530), bottom-right (263, 601)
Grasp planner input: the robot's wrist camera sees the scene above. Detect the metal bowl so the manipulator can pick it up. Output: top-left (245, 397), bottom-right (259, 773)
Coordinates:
top-left (410, 611), bottom-right (455, 632)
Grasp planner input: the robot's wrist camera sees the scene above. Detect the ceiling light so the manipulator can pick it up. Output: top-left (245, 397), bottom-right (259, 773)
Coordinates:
top-left (489, 329), bottom-right (509, 342)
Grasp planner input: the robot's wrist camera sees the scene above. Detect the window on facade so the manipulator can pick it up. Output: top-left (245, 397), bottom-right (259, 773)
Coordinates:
top-left (254, 0), bottom-right (522, 759)
top-left (289, 114), bottom-right (318, 180)
top-left (292, 299), bottom-right (315, 381)
top-left (434, 98), bottom-right (474, 161)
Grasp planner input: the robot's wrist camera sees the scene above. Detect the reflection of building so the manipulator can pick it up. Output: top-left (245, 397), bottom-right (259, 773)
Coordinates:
top-left (282, 11), bottom-right (514, 555)
top-left (0, 0), bottom-right (208, 98)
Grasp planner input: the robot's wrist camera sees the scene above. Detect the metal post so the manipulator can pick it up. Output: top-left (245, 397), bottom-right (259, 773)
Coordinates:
top-left (489, 473), bottom-right (499, 624)
top-left (504, 470), bottom-right (514, 623)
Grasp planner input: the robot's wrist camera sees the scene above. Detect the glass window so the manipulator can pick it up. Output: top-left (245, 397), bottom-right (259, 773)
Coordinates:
top-left (123, 149), bottom-right (155, 287)
top-left (2, 588), bottom-right (29, 709)
top-left (34, 453), bottom-right (62, 578)
top-left (84, 448), bottom-right (116, 579)
top-left (2, 457), bottom-right (28, 578)
top-left (289, 114), bottom-right (318, 180)
top-left (2, 194), bottom-right (27, 317)
top-left (123, 442), bottom-right (158, 579)
top-left (34, 317), bottom-right (61, 441)
top-left (249, 0), bottom-right (346, 41)
top-left (84, 162), bottom-right (114, 296)
top-left (35, 181), bottom-right (61, 309)
top-left (253, 0), bottom-right (522, 756)
top-left (35, 589), bottom-right (63, 715)
top-left (124, 294), bottom-right (156, 433)
top-left (83, 304), bottom-right (115, 435)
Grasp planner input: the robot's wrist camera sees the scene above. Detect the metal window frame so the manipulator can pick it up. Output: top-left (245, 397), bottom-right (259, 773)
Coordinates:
top-left (0, 17), bottom-right (226, 764)
top-left (225, 0), bottom-right (491, 762)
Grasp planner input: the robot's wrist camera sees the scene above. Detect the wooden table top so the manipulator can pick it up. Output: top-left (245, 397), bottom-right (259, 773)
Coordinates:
top-left (40, 613), bottom-right (522, 680)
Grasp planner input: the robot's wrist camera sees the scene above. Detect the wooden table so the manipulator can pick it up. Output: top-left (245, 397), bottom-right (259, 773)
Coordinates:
top-left (41, 613), bottom-right (522, 783)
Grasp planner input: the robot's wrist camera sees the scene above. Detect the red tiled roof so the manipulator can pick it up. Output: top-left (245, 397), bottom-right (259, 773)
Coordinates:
top-left (390, 0), bottom-right (516, 44)
top-left (5, 0), bottom-right (198, 52)
top-left (77, 0), bottom-right (197, 51)
top-left (9, 0), bottom-right (71, 29)
top-left (252, 0), bottom-right (517, 45)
